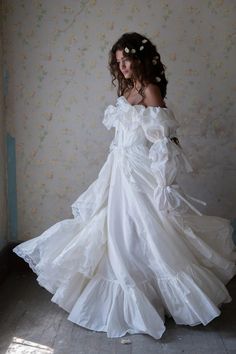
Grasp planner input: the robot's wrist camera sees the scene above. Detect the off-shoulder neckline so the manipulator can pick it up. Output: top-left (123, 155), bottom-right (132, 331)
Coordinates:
top-left (118, 95), bottom-right (169, 111)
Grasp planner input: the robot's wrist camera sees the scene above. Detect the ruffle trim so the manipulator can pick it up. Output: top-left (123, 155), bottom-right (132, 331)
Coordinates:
top-left (66, 261), bottom-right (233, 337)
top-left (15, 256), bottom-right (233, 339)
top-left (102, 96), bottom-right (180, 133)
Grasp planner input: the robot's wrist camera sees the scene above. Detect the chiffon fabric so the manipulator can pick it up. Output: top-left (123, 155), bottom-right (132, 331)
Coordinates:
top-left (13, 96), bottom-right (236, 340)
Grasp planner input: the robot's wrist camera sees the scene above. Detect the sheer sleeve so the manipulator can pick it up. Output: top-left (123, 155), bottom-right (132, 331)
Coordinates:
top-left (140, 106), bottom-right (207, 216)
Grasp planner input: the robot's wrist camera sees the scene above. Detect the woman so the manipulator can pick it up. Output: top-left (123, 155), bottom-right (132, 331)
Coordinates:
top-left (111, 32), bottom-right (180, 146)
top-left (13, 32), bottom-right (236, 340)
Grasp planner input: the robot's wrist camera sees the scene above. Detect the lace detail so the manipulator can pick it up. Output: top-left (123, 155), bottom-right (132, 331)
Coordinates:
top-left (13, 246), bottom-right (38, 273)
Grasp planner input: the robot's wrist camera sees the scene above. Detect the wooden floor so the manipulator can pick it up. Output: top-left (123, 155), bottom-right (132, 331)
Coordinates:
top-left (0, 267), bottom-right (236, 354)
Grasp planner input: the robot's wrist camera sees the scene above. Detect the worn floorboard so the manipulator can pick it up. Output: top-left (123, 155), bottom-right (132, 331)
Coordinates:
top-left (0, 269), bottom-right (235, 354)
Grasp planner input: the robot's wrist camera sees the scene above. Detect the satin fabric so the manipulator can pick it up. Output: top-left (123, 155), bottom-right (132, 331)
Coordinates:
top-left (13, 96), bottom-right (236, 339)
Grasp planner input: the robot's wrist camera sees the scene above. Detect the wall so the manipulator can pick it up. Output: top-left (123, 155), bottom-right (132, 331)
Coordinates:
top-left (0, 1), bottom-right (8, 250)
top-left (2, 0), bottom-right (236, 240)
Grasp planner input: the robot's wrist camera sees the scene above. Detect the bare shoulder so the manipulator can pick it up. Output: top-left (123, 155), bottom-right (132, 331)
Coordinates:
top-left (143, 83), bottom-right (166, 108)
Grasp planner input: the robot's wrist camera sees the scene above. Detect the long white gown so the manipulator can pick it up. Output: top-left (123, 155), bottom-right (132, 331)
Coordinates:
top-left (13, 95), bottom-right (236, 340)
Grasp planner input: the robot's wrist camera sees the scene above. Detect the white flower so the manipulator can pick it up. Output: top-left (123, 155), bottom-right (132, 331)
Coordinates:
top-left (152, 59), bottom-right (157, 65)
top-left (142, 39), bottom-right (148, 43)
top-left (131, 48), bottom-right (136, 53)
top-left (155, 76), bottom-right (161, 82)
top-left (154, 55), bottom-right (159, 60)
top-left (124, 47), bottom-right (130, 53)
top-left (139, 46), bottom-right (144, 51)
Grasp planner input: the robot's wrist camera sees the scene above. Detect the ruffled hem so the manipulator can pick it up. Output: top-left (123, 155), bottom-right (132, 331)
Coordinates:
top-left (66, 262), bottom-right (234, 335)
top-left (13, 207), bottom-right (108, 293)
top-left (67, 275), bottom-right (166, 339)
top-left (14, 251), bottom-right (234, 339)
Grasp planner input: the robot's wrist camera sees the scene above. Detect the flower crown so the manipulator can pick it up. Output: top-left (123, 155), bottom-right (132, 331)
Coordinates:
top-left (123, 38), bottom-right (163, 83)
top-left (124, 38), bottom-right (148, 54)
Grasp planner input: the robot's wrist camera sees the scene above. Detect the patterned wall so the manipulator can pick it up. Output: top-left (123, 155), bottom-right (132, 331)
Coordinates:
top-left (2, 0), bottom-right (236, 240)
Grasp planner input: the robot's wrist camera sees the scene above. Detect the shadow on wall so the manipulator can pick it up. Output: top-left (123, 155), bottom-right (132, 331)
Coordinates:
top-left (230, 218), bottom-right (236, 245)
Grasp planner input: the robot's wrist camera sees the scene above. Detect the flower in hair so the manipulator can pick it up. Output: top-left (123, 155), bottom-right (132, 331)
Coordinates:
top-left (155, 76), bottom-right (161, 82)
top-left (142, 39), bottom-right (148, 43)
top-left (139, 45), bottom-right (144, 51)
top-left (124, 47), bottom-right (130, 53)
top-left (131, 48), bottom-right (136, 53)
top-left (152, 59), bottom-right (158, 65)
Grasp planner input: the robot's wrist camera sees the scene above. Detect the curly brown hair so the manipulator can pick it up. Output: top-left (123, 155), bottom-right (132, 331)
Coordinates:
top-left (108, 32), bottom-right (168, 100)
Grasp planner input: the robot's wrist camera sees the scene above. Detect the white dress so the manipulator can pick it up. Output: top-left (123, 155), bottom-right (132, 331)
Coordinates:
top-left (13, 95), bottom-right (236, 340)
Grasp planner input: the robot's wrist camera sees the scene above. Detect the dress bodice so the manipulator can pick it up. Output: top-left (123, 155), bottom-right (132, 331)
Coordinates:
top-left (102, 95), bottom-right (179, 150)
top-left (102, 96), bottom-right (207, 216)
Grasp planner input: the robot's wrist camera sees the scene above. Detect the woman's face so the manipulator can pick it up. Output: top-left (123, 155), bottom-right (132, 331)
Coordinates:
top-left (116, 50), bottom-right (133, 79)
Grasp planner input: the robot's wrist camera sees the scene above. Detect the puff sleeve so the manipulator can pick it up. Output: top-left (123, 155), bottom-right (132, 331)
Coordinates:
top-left (140, 107), bottom-right (207, 216)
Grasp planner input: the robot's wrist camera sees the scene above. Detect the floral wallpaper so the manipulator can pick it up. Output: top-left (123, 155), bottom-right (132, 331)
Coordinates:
top-left (2, 0), bottom-right (236, 240)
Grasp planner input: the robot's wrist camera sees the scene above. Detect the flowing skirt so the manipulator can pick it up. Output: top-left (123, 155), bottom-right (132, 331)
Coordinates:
top-left (13, 145), bottom-right (236, 339)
